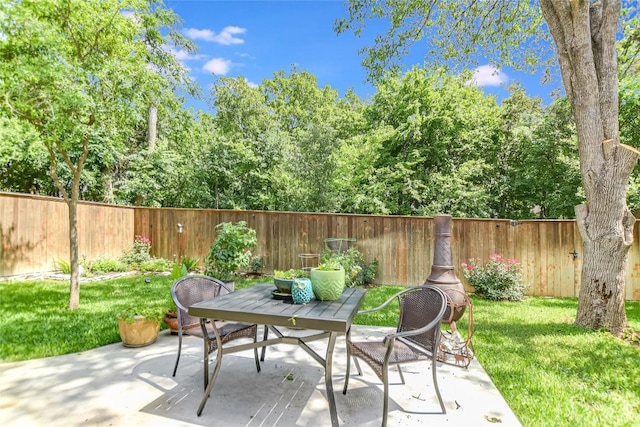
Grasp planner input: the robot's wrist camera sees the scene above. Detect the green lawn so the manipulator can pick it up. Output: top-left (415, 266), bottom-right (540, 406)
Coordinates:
top-left (1, 276), bottom-right (639, 426)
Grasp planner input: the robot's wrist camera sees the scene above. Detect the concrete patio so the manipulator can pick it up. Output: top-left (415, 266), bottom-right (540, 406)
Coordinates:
top-left (0, 326), bottom-right (521, 427)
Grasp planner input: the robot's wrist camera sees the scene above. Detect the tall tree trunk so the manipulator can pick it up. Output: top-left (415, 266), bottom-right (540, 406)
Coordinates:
top-left (148, 104), bottom-right (157, 150)
top-left (67, 187), bottom-right (80, 310)
top-left (540, 0), bottom-right (639, 336)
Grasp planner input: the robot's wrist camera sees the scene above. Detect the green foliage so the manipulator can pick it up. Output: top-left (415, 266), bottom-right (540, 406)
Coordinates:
top-left (274, 269), bottom-right (309, 279)
top-left (461, 254), bottom-right (528, 301)
top-left (335, 1), bottom-right (547, 83)
top-left (204, 221), bottom-right (258, 281)
top-left (248, 255), bottom-right (265, 273)
top-left (180, 255), bottom-right (200, 272)
top-left (138, 258), bottom-right (173, 273)
top-left (171, 263), bottom-right (188, 280)
top-left (117, 304), bottom-right (165, 324)
top-left (54, 259), bottom-right (71, 274)
top-left (319, 247), bottom-right (378, 287)
top-left (87, 257), bottom-right (127, 275)
top-left (120, 235), bottom-right (153, 268)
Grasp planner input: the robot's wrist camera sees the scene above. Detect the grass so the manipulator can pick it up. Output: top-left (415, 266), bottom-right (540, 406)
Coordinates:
top-left (1, 277), bottom-right (639, 426)
top-left (0, 274), bottom-right (174, 361)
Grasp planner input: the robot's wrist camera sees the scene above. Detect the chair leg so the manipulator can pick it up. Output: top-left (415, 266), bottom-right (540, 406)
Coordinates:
top-left (382, 362), bottom-right (389, 427)
top-left (432, 357), bottom-right (446, 414)
top-left (172, 331), bottom-right (183, 377)
top-left (253, 327), bottom-right (261, 372)
top-left (343, 344), bottom-right (352, 395)
top-left (397, 365), bottom-right (405, 385)
top-left (203, 342), bottom-right (210, 390)
top-left (260, 325), bottom-right (268, 361)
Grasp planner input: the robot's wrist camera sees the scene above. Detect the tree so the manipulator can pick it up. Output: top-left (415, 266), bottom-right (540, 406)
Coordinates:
top-left (336, 0), bottom-right (639, 335)
top-left (0, 0), bottom-right (192, 309)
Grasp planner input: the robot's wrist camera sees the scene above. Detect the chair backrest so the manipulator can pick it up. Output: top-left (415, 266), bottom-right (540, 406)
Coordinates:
top-left (171, 275), bottom-right (232, 329)
top-left (397, 285), bottom-right (447, 351)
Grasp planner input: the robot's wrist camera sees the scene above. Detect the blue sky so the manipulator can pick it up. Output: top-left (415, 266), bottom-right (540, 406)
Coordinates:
top-left (165, 0), bottom-right (562, 111)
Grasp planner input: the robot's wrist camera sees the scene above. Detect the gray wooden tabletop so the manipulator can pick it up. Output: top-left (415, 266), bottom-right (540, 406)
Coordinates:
top-left (189, 283), bottom-right (367, 333)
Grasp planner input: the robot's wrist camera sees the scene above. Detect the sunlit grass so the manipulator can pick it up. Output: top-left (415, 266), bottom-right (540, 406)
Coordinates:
top-left (0, 275), bottom-right (173, 361)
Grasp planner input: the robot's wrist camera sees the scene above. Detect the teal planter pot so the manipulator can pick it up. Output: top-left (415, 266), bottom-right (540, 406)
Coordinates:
top-left (310, 268), bottom-right (345, 301)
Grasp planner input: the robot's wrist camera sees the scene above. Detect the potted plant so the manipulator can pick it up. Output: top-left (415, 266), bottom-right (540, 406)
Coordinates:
top-left (204, 221), bottom-right (258, 286)
top-left (310, 255), bottom-right (346, 301)
top-left (117, 304), bottom-right (165, 347)
top-left (273, 269), bottom-right (309, 294)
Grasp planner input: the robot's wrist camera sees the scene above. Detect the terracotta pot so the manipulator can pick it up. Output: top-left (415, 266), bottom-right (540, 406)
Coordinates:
top-left (117, 316), bottom-right (160, 347)
top-left (163, 312), bottom-right (179, 335)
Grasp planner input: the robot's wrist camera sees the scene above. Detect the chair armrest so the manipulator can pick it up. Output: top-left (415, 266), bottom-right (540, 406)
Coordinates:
top-left (356, 287), bottom-right (409, 315)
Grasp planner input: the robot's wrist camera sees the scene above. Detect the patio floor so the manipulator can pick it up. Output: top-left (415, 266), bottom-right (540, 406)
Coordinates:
top-left (0, 326), bottom-right (522, 427)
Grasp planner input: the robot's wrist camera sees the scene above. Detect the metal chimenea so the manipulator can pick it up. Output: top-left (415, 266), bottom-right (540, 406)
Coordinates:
top-left (424, 214), bottom-right (467, 323)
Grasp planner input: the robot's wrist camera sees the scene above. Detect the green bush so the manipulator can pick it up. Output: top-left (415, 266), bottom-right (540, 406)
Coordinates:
top-left (461, 254), bottom-right (528, 301)
top-left (248, 255), bottom-right (265, 273)
top-left (204, 221), bottom-right (257, 281)
top-left (88, 257), bottom-right (127, 274)
top-left (120, 235), bottom-right (153, 268)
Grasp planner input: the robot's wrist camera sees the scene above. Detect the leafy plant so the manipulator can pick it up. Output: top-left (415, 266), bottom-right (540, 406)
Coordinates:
top-left (248, 255), bottom-right (265, 273)
top-left (274, 269), bottom-right (309, 279)
top-left (319, 247), bottom-right (378, 287)
top-left (316, 254), bottom-right (343, 271)
top-left (54, 258), bottom-right (71, 274)
top-left (120, 235), bottom-right (153, 268)
top-left (461, 254), bottom-right (528, 301)
top-left (204, 221), bottom-right (257, 282)
top-left (180, 255), bottom-right (200, 272)
top-left (117, 304), bottom-right (166, 324)
top-left (171, 262), bottom-right (188, 280)
top-left (139, 258), bottom-right (173, 272)
top-left (88, 257), bottom-right (127, 274)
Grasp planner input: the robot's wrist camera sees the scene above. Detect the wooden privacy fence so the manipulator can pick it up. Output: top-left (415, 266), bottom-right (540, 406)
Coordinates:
top-left (2, 192), bottom-right (640, 300)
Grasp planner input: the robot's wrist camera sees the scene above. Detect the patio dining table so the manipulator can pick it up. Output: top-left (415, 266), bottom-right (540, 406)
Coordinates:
top-left (188, 282), bottom-right (367, 427)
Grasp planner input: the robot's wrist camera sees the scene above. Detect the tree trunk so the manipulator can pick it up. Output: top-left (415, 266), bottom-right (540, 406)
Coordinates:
top-left (148, 104), bottom-right (157, 150)
top-left (67, 188), bottom-right (80, 310)
top-left (540, 0), bottom-right (639, 336)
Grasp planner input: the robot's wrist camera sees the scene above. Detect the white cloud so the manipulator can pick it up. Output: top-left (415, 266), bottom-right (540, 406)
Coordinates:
top-left (469, 65), bottom-right (508, 87)
top-left (203, 58), bottom-right (232, 75)
top-left (246, 80), bottom-right (259, 88)
top-left (184, 26), bottom-right (246, 45)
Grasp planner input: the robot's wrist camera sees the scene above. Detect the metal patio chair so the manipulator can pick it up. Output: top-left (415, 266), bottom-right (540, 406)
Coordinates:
top-left (171, 275), bottom-right (261, 389)
top-left (343, 285), bottom-right (448, 427)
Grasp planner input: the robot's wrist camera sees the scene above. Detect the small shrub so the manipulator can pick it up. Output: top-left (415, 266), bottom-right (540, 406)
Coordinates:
top-left (120, 235), bottom-right (153, 268)
top-left (54, 258), bottom-right (71, 274)
top-left (461, 254), bottom-right (528, 301)
top-left (180, 255), bottom-right (200, 272)
top-left (89, 257), bottom-right (127, 274)
top-left (248, 255), bottom-right (265, 273)
top-left (204, 221), bottom-right (257, 281)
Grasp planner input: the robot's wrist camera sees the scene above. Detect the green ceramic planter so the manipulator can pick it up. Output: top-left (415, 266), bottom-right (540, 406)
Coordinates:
top-left (310, 268), bottom-right (345, 301)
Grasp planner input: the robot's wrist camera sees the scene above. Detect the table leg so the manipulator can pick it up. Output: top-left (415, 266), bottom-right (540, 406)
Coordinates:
top-left (325, 332), bottom-right (339, 427)
top-left (197, 321), bottom-right (224, 417)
